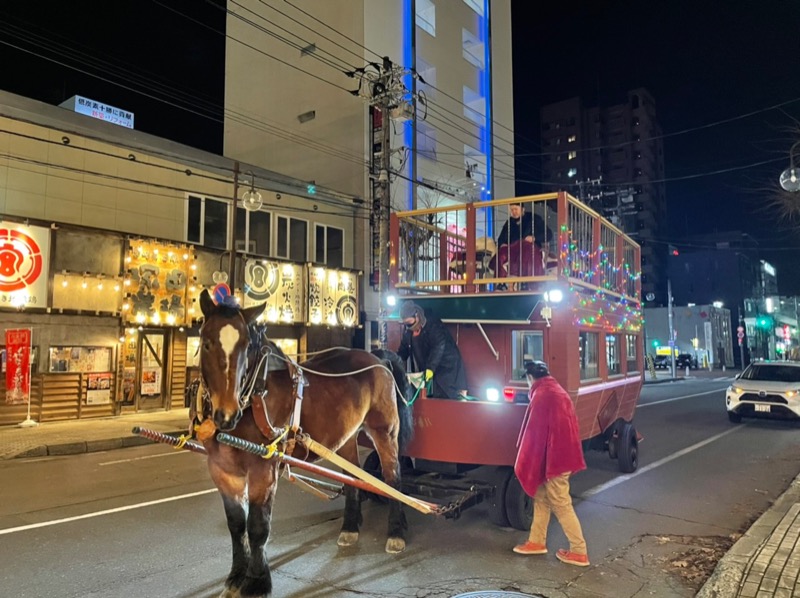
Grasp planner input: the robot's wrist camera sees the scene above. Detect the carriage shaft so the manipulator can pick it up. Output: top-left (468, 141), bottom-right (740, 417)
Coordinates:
top-left (132, 427), bottom-right (208, 455)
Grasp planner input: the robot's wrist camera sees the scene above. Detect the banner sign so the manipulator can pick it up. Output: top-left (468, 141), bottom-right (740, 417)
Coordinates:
top-left (241, 259), bottom-right (305, 323)
top-left (0, 223), bottom-right (50, 309)
top-left (5, 329), bottom-right (31, 404)
top-left (125, 240), bottom-right (195, 326)
top-left (308, 267), bottom-right (358, 327)
top-left (86, 372), bottom-right (112, 405)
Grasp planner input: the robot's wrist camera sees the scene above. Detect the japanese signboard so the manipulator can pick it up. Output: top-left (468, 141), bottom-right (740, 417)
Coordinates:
top-left (0, 223), bottom-right (50, 309)
top-left (308, 267), bottom-right (358, 327)
top-left (124, 240), bottom-right (195, 326)
top-left (59, 95), bottom-right (134, 129)
top-left (241, 259), bottom-right (305, 323)
top-left (5, 329), bottom-right (31, 404)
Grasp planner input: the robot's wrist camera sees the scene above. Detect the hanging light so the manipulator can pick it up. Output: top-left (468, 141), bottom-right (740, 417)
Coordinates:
top-left (241, 171), bottom-right (263, 211)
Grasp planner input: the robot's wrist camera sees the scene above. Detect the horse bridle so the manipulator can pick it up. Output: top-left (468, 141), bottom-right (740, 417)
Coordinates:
top-left (195, 314), bottom-right (306, 444)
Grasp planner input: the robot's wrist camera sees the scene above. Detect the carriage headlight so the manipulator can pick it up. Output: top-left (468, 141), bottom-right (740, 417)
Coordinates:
top-left (545, 289), bottom-right (564, 303)
top-left (485, 387), bottom-right (500, 402)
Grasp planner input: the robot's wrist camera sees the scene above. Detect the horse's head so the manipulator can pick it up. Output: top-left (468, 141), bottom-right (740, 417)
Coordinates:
top-left (199, 289), bottom-right (265, 431)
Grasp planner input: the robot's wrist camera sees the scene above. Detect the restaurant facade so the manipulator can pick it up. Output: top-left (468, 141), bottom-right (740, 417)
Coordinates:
top-left (0, 92), bottom-right (364, 425)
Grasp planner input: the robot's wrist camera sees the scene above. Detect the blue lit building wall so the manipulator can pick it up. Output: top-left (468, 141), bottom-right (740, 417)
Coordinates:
top-left (402, 0), bottom-right (494, 229)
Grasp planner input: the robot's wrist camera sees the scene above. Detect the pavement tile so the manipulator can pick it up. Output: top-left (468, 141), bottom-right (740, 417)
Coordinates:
top-left (763, 565), bottom-right (783, 579)
top-left (760, 577), bottom-right (778, 592)
top-left (773, 588), bottom-right (793, 598)
top-left (739, 581), bottom-right (759, 597)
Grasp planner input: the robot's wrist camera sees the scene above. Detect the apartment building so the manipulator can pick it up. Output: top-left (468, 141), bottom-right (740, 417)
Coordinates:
top-left (223, 0), bottom-right (515, 322)
top-left (540, 88), bottom-right (667, 303)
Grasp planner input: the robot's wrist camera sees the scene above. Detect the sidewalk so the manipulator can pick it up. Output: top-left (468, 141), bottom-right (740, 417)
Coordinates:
top-left (0, 408), bottom-right (190, 460)
top-left (3, 393), bottom-right (798, 598)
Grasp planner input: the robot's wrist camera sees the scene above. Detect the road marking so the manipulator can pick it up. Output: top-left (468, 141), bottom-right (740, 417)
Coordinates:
top-left (639, 387), bottom-right (726, 408)
top-left (0, 489), bottom-right (218, 536)
top-left (580, 426), bottom-right (742, 499)
top-left (99, 451), bottom-right (191, 466)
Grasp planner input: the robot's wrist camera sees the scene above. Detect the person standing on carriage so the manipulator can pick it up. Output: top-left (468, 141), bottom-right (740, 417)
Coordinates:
top-left (397, 301), bottom-right (468, 399)
top-left (512, 360), bottom-right (589, 567)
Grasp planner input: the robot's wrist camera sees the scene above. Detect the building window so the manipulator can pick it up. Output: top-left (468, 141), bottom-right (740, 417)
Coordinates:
top-left (186, 195), bottom-right (228, 250)
top-left (579, 331), bottom-right (599, 380)
top-left (463, 85), bottom-right (486, 125)
top-left (568, 135), bottom-right (576, 143)
top-left (512, 330), bottom-right (544, 380)
top-left (606, 334), bottom-right (621, 375)
top-left (567, 168), bottom-right (577, 178)
top-left (568, 151), bottom-right (577, 160)
top-left (632, 117), bottom-right (640, 126)
top-left (235, 207), bottom-right (271, 256)
top-left (462, 28), bottom-right (485, 69)
top-left (416, 57), bottom-right (436, 99)
top-left (417, 121), bottom-right (437, 160)
top-left (462, 0), bottom-right (484, 16)
top-left (315, 224), bottom-right (344, 268)
top-left (416, 0), bottom-right (436, 36)
top-left (276, 215), bottom-right (308, 262)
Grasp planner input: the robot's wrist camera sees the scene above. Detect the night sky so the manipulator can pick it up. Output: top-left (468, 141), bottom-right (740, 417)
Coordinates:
top-left (2, 1), bottom-right (800, 290)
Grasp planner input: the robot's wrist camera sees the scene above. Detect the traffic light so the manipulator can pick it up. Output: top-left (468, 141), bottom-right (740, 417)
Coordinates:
top-left (756, 316), bottom-right (773, 329)
top-left (651, 339), bottom-right (660, 348)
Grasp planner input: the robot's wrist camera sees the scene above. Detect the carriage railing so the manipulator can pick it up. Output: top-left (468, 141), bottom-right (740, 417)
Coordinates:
top-left (389, 192), bottom-right (641, 301)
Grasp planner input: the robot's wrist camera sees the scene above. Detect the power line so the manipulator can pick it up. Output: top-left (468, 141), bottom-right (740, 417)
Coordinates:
top-left (518, 95), bottom-right (800, 158)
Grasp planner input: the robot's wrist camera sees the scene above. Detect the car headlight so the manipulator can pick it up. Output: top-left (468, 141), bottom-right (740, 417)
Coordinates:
top-left (785, 389), bottom-right (800, 398)
top-left (729, 385), bottom-right (744, 394)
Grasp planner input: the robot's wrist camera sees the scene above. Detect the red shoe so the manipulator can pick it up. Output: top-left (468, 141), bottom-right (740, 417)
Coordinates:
top-left (556, 549), bottom-right (589, 566)
top-left (513, 541), bottom-right (547, 555)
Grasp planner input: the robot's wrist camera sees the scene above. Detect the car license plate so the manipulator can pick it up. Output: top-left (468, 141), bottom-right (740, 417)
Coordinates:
top-left (755, 404), bottom-right (771, 413)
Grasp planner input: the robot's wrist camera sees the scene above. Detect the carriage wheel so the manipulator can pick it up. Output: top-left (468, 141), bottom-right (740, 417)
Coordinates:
top-left (485, 467), bottom-right (513, 527)
top-left (504, 474), bottom-right (533, 531)
top-left (617, 423), bottom-right (639, 473)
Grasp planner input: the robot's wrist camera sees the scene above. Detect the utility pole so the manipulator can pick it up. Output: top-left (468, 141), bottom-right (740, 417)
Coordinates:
top-left (228, 161), bottom-right (240, 291)
top-left (350, 56), bottom-right (413, 349)
top-left (668, 278), bottom-right (676, 378)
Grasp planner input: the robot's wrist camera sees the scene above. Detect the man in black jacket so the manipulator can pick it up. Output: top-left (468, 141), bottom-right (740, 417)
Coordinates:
top-left (397, 301), bottom-right (468, 399)
top-left (491, 203), bottom-right (549, 284)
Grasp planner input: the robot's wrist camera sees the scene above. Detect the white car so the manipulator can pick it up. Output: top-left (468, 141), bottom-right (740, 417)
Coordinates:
top-left (726, 361), bottom-right (800, 423)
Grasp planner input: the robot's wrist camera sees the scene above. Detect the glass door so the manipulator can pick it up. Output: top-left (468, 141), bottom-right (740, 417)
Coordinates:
top-left (137, 329), bottom-right (167, 409)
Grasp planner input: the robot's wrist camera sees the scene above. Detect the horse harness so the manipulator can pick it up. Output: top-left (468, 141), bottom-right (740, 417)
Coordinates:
top-left (189, 321), bottom-right (307, 454)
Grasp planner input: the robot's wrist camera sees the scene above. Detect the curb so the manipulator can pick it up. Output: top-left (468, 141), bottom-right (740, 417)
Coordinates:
top-left (697, 474), bottom-right (800, 597)
top-left (11, 429), bottom-right (188, 459)
top-left (643, 377), bottom-right (685, 385)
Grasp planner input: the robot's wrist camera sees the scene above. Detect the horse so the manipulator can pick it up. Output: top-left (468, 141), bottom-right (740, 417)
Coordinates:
top-left (195, 290), bottom-right (413, 598)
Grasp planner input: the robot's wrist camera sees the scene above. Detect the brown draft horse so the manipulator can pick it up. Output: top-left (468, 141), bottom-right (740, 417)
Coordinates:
top-left (195, 290), bottom-right (413, 598)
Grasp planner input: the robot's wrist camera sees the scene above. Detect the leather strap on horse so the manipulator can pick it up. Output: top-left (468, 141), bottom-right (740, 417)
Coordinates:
top-left (298, 434), bottom-right (437, 515)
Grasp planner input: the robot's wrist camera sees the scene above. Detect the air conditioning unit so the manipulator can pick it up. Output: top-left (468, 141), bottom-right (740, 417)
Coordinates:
top-left (390, 102), bottom-right (414, 121)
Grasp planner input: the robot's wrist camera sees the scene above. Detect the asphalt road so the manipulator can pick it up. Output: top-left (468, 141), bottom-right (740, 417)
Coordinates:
top-left (2, 376), bottom-right (800, 598)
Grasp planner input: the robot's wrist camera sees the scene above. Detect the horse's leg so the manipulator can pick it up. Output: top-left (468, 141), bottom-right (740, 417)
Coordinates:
top-left (368, 428), bottom-right (407, 554)
top-left (336, 436), bottom-right (363, 547)
top-left (239, 465), bottom-right (277, 598)
top-left (210, 466), bottom-right (249, 598)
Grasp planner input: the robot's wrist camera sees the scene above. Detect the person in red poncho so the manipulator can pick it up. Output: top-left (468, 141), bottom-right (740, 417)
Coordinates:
top-left (512, 360), bottom-right (589, 567)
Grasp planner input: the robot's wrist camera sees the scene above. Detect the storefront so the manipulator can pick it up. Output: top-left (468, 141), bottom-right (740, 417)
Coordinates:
top-left (0, 219), bottom-right (361, 426)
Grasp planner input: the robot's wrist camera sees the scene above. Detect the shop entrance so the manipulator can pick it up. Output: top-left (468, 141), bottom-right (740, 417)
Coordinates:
top-left (137, 330), bottom-right (167, 410)
top-left (121, 328), bottom-right (169, 411)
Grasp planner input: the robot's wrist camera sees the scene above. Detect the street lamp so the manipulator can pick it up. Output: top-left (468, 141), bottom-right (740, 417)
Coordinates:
top-left (780, 141), bottom-right (800, 192)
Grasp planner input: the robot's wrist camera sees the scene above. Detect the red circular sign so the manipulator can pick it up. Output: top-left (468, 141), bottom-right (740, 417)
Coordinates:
top-left (0, 228), bottom-right (43, 292)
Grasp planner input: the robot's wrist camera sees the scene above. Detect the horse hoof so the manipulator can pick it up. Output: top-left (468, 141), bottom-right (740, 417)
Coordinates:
top-left (337, 531), bottom-right (360, 546)
top-left (385, 537), bottom-right (406, 553)
top-left (218, 588), bottom-right (241, 598)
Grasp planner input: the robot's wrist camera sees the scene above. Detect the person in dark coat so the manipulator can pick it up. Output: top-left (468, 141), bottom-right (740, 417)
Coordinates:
top-left (490, 203), bottom-right (550, 283)
top-left (397, 301), bottom-right (467, 399)
top-left (512, 360), bottom-right (589, 566)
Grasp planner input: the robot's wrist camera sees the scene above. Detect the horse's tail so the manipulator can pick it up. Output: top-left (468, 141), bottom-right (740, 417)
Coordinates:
top-left (372, 349), bottom-right (414, 451)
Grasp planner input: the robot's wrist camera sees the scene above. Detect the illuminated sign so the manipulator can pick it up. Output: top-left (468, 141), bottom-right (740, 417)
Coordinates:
top-left (59, 95), bottom-right (134, 129)
top-left (0, 224), bottom-right (50, 309)
top-left (241, 259), bottom-right (304, 324)
top-left (308, 267), bottom-right (358, 327)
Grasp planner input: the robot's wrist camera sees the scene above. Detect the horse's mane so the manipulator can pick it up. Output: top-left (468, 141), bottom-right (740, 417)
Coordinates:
top-left (372, 349), bottom-right (414, 451)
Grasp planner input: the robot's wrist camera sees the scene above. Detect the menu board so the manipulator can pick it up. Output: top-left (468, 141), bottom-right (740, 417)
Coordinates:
top-left (49, 346), bottom-right (112, 373)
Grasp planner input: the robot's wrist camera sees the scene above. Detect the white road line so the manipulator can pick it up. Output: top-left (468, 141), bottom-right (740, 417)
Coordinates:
top-left (0, 488), bottom-right (218, 536)
top-left (99, 451), bottom-right (190, 466)
top-left (638, 387), bottom-right (726, 408)
top-left (580, 426), bottom-right (742, 499)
